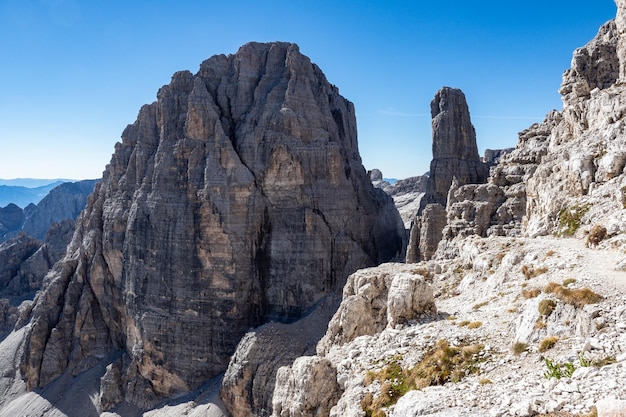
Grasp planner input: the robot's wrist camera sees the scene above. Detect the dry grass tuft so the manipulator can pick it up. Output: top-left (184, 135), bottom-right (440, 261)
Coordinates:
top-left (586, 225), bottom-right (607, 247)
top-left (522, 288), bottom-right (541, 299)
top-left (362, 340), bottom-right (484, 416)
top-left (562, 278), bottom-right (576, 287)
top-left (512, 342), bottom-right (529, 355)
top-left (544, 282), bottom-right (602, 308)
top-left (521, 265), bottom-right (548, 279)
top-left (538, 336), bottom-right (559, 352)
top-left (467, 321), bottom-right (482, 329)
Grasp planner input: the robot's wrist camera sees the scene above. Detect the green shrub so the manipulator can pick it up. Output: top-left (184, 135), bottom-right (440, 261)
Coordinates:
top-left (557, 204), bottom-right (590, 236)
top-left (538, 299), bottom-right (557, 317)
top-left (543, 357), bottom-right (575, 379)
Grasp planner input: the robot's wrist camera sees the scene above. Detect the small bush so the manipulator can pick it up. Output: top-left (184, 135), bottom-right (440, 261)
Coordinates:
top-left (558, 204), bottom-right (590, 236)
top-left (543, 357), bottom-right (575, 379)
top-left (535, 319), bottom-right (547, 329)
top-left (512, 342), bottom-right (529, 355)
top-left (521, 265), bottom-right (548, 279)
top-left (538, 336), bottom-right (559, 352)
top-left (586, 225), bottom-right (607, 247)
top-left (467, 321), bottom-right (482, 329)
top-left (592, 355), bottom-right (617, 367)
top-left (458, 320), bottom-right (471, 327)
top-left (538, 299), bottom-right (557, 317)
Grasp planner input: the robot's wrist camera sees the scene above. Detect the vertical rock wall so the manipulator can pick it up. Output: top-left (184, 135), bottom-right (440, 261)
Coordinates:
top-left (19, 42), bottom-right (405, 408)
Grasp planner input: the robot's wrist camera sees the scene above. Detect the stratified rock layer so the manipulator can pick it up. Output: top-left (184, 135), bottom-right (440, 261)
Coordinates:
top-left (407, 87), bottom-right (487, 262)
top-left (420, 87), bottom-right (488, 209)
top-left (19, 42), bottom-right (405, 408)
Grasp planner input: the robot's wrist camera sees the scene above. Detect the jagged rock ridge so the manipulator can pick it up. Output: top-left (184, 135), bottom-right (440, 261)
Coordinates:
top-left (0, 180), bottom-right (96, 243)
top-left (15, 41), bottom-right (405, 412)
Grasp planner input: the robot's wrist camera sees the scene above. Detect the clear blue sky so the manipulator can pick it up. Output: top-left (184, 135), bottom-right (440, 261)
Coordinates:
top-left (0, 0), bottom-right (617, 180)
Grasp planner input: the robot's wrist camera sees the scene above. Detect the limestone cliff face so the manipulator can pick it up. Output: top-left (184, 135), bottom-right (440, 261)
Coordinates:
top-left (19, 41), bottom-right (405, 408)
top-left (524, 16), bottom-right (626, 237)
top-left (406, 87), bottom-right (488, 262)
top-left (420, 87), bottom-right (488, 209)
top-left (436, 1), bottom-right (626, 248)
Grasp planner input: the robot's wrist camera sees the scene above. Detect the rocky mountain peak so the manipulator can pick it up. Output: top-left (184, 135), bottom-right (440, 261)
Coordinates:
top-left (16, 41), bottom-right (405, 410)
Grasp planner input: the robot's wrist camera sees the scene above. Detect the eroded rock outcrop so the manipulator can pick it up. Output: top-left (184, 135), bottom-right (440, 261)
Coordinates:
top-left (420, 87), bottom-right (488, 209)
top-left (406, 87), bottom-right (488, 262)
top-left (271, 356), bottom-right (341, 417)
top-left (16, 41), bottom-right (405, 411)
top-left (522, 17), bottom-right (626, 238)
top-left (316, 264), bottom-right (435, 356)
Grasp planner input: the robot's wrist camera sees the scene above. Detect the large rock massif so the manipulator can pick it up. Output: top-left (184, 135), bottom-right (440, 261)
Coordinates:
top-left (0, 42), bottom-right (405, 415)
top-left (0, 180), bottom-right (96, 243)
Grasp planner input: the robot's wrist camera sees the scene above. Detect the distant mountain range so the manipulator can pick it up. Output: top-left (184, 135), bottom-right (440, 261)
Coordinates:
top-left (0, 178), bottom-right (75, 187)
top-left (0, 179), bottom-right (91, 208)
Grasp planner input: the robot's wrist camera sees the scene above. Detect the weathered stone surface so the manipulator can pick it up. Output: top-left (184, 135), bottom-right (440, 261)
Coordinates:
top-left (559, 20), bottom-right (619, 104)
top-left (386, 272), bottom-right (436, 327)
top-left (369, 168), bottom-right (383, 182)
top-left (0, 220), bottom-right (75, 301)
top-left (18, 41), bottom-right (406, 409)
top-left (220, 296), bottom-right (336, 417)
top-left (420, 87), bottom-right (488, 209)
top-left (407, 87), bottom-right (488, 261)
top-left (271, 356), bottom-right (341, 417)
top-left (523, 14), bottom-right (626, 237)
top-left (317, 264), bottom-right (433, 355)
top-left (0, 236), bottom-right (42, 294)
top-left (407, 203), bottom-right (447, 262)
top-left (597, 397), bottom-right (626, 417)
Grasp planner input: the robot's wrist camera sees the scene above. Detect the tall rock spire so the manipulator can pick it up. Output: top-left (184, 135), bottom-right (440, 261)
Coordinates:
top-left (407, 87), bottom-right (488, 262)
top-left (420, 87), bottom-right (488, 210)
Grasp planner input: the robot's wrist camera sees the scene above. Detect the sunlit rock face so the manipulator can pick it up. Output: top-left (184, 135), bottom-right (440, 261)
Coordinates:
top-left (406, 87), bottom-right (488, 262)
top-left (19, 41), bottom-right (406, 408)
